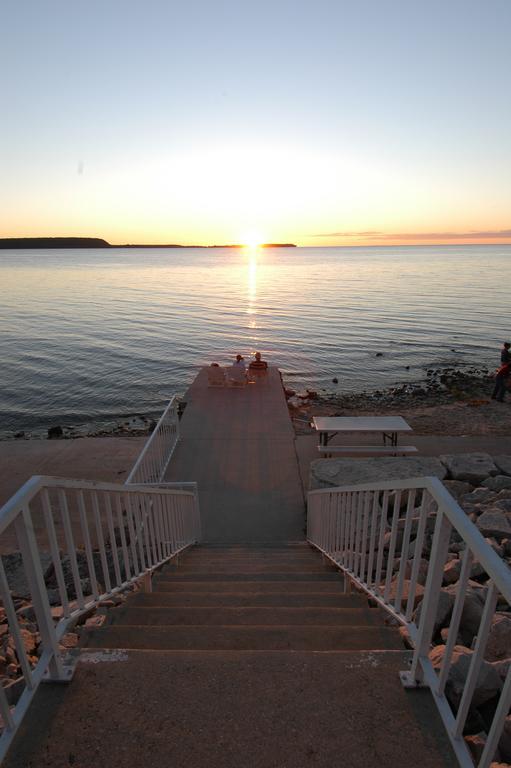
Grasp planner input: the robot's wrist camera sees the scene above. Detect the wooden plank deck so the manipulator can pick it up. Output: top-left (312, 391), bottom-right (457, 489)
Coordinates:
top-left (165, 367), bottom-right (305, 543)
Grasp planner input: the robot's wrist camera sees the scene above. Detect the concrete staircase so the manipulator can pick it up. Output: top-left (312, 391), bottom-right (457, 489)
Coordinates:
top-left (6, 544), bottom-right (456, 768)
top-left (83, 543), bottom-right (403, 653)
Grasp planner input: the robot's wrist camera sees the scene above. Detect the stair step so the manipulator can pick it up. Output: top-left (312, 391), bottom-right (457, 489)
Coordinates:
top-left (173, 557), bottom-right (330, 565)
top-left (82, 625), bottom-right (403, 651)
top-left (194, 544), bottom-right (311, 550)
top-left (155, 572), bottom-right (342, 582)
top-left (131, 592), bottom-right (365, 608)
top-left (153, 580), bottom-right (348, 593)
top-left (162, 562), bottom-right (338, 575)
top-left (176, 551), bottom-right (323, 563)
top-left (106, 606), bottom-right (380, 626)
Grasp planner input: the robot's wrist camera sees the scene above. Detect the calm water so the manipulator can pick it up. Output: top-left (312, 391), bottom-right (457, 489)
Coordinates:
top-left (0, 245), bottom-right (509, 437)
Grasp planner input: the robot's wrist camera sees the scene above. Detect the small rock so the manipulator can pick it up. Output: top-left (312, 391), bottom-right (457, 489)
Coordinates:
top-left (47, 425), bottom-right (63, 439)
top-left (399, 626), bottom-right (413, 649)
top-left (84, 615), bottom-right (105, 629)
top-left (465, 733), bottom-right (488, 763)
top-left (60, 633), bottom-right (79, 649)
top-left (8, 628), bottom-right (38, 655)
top-left (440, 626), bottom-right (463, 645)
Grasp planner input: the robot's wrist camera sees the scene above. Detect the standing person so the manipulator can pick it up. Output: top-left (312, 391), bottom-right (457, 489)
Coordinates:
top-left (492, 362), bottom-right (511, 402)
top-left (501, 342), bottom-right (511, 364)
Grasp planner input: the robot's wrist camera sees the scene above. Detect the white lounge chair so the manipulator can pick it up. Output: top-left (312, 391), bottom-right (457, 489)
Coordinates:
top-left (226, 366), bottom-right (247, 387)
top-left (207, 367), bottom-right (226, 387)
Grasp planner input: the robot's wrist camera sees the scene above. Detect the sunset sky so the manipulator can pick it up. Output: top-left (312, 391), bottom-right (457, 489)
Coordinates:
top-left (1, 0), bottom-right (510, 247)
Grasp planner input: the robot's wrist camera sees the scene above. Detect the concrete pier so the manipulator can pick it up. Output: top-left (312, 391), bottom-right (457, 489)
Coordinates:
top-left (165, 366), bottom-right (305, 543)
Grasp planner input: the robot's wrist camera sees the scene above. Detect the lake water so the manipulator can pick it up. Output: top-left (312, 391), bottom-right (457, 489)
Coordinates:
top-left (0, 245), bottom-right (509, 437)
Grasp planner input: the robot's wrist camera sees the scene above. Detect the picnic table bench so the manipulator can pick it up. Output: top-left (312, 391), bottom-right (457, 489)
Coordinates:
top-left (312, 416), bottom-right (417, 457)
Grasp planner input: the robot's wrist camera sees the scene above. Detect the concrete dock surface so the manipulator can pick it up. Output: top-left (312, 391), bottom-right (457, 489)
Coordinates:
top-left (164, 367), bottom-right (306, 542)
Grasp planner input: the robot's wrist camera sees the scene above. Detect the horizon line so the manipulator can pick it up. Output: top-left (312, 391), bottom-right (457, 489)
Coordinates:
top-left (1, 235), bottom-right (511, 249)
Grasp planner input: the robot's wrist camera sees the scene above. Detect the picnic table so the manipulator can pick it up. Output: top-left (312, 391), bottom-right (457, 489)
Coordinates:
top-left (312, 416), bottom-right (415, 456)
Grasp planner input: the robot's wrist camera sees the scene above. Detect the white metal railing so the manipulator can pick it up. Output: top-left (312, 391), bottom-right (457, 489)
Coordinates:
top-left (125, 396), bottom-right (180, 485)
top-left (307, 476), bottom-right (511, 768)
top-left (0, 474), bottom-right (201, 761)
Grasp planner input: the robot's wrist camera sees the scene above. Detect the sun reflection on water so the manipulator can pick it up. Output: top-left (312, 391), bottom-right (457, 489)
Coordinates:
top-left (246, 246), bottom-right (258, 315)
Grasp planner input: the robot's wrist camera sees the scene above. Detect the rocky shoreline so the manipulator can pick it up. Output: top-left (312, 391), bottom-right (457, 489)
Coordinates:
top-left (1, 364), bottom-right (506, 441)
top-left (3, 414), bottom-right (158, 442)
top-left (289, 364), bottom-right (494, 413)
top-left (287, 366), bottom-right (511, 437)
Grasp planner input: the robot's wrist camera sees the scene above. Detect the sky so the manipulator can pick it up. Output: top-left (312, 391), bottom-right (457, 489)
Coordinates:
top-left (1, 0), bottom-right (510, 247)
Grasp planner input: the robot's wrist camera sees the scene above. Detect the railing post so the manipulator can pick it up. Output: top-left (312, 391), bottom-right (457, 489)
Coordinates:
top-left (14, 509), bottom-right (71, 682)
top-left (400, 507), bottom-right (452, 688)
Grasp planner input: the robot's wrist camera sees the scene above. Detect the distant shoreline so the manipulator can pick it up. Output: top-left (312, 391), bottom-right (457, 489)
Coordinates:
top-left (0, 237), bottom-right (296, 249)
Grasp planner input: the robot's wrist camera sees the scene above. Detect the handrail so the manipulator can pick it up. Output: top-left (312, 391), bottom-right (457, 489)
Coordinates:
top-left (0, 474), bottom-right (201, 761)
top-left (125, 396), bottom-right (180, 485)
top-left (307, 476), bottom-right (511, 768)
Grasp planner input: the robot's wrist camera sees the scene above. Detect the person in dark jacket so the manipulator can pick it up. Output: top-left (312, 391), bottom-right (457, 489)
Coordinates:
top-left (501, 342), bottom-right (511, 364)
top-left (492, 362), bottom-right (511, 402)
top-left (248, 352), bottom-right (268, 370)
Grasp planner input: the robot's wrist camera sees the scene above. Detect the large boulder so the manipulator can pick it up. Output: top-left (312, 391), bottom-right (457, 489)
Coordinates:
top-left (499, 717), bottom-right (511, 763)
top-left (443, 584), bottom-right (487, 642)
top-left (443, 480), bottom-right (474, 500)
top-left (309, 456), bottom-right (447, 491)
top-left (443, 558), bottom-right (462, 585)
top-left (494, 456), bottom-right (511, 476)
top-left (461, 487), bottom-right (497, 505)
top-left (491, 658), bottom-right (511, 683)
top-left (485, 614), bottom-right (511, 662)
top-left (476, 511), bottom-right (511, 540)
top-left (386, 578), bottom-right (425, 608)
top-left (482, 475), bottom-right (511, 492)
top-left (494, 498), bottom-right (511, 514)
top-left (413, 589), bottom-right (454, 635)
top-left (1, 552), bottom-right (54, 599)
top-left (429, 644), bottom-right (502, 710)
top-left (440, 453), bottom-right (499, 484)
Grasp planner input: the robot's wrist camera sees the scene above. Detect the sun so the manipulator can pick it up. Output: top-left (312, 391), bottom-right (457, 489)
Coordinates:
top-left (241, 232), bottom-right (265, 248)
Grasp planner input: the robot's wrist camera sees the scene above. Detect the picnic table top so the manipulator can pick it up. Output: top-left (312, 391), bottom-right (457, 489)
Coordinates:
top-left (312, 416), bottom-right (412, 433)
